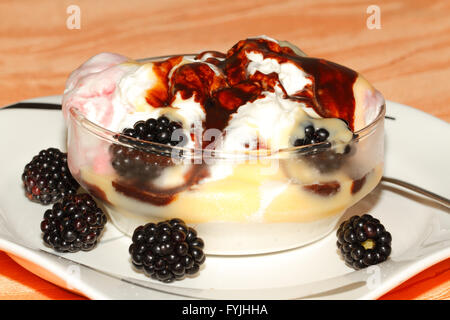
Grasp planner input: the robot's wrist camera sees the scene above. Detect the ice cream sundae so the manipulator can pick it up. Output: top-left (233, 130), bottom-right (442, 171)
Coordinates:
top-left (63, 36), bottom-right (385, 254)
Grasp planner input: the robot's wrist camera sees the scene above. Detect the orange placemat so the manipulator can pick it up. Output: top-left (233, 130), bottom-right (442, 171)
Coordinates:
top-left (0, 250), bottom-right (448, 300)
top-left (0, 251), bottom-right (85, 300)
top-left (379, 258), bottom-right (450, 300)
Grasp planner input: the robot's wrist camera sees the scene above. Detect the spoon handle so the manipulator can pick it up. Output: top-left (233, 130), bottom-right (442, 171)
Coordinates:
top-left (381, 176), bottom-right (450, 208)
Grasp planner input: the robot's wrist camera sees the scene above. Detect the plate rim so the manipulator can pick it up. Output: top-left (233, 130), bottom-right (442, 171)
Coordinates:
top-left (0, 96), bottom-right (449, 300)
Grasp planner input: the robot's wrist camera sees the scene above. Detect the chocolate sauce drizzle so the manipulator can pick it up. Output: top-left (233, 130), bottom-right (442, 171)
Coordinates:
top-left (113, 38), bottom-right (358, 205)
top-left (303, 181), bottom-right (341, 197)
top-left (351, 175), bottom-right (367, 194)
top-left (147, 38), bottom-right (358, 133)
top-left (112, 162), bottom-right (209, 206)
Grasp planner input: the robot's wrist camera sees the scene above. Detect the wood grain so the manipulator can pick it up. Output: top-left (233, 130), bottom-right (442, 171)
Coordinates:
top-left (0, 0), bottom-right (449, 121)
top-left (0, 0), bottom-right (448, 300)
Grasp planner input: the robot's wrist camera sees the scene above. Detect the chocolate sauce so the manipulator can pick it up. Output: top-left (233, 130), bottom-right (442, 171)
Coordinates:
top-left (351, 175), bottom-right (367, 194)
top-left (83, 180), bottom-right (112, 205)
top-left (112, 180), bottom-right (177, 206)
top-left (303, 181), bottom-right (341, 196)
top-left (293, 59), bottom-right (357, 130)
top-left (112, 163), bottom-right (209, 206)
top-left (118, 38), bottom-right (358, 206)
top-left (218, 38), bottom-right (358, 130)
top-left (147, 37), bottom-right (358, 133)
top-left (196, 50), bottom-right (226, 65)
top-left (146, 56), bottom-right (182, 108)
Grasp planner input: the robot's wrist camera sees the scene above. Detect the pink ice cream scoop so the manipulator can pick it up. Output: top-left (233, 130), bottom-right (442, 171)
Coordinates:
top-left (63, 53), bottom-right (134, 176)
top-left (62, 52), bottom-right (131, 131)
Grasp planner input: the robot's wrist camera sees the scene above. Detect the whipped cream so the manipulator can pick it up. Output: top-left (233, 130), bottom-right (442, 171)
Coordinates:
top-left (62, 36), bottom-right (384, 182)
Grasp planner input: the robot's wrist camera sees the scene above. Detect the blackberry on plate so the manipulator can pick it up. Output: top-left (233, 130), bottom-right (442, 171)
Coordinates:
top-left (129, 218), bottom-right (205, 283)
top-left (22, 148), bottom-right (79, 205)
top-left (40, 193), bottom-right (107, 253)
top-left (110, 116), bottom-right (187, 181)
top-left (293, 125), bottom-right (352, 173)
top-left (336, 214), bottom-right (392, 270)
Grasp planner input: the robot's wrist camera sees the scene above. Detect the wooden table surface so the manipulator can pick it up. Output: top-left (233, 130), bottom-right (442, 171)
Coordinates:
top-left (0, 0), bottom-right (449, 300)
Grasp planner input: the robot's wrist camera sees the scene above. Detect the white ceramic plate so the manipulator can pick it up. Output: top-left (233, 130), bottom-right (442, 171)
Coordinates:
top-left (0, 96), bottom-right (449, 300)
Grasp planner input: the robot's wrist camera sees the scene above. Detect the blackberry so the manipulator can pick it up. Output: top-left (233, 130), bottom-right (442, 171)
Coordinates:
top-left (293, 125), bottom-right (352, 173)
top-left (110, 144), bottom-right (173, 180)
top-left (304, 149), bottom-right (347, 173)
top-left (129, 218), bottom-right (205, 283)
top-left (40, 194), bottom-right (107, 252)
top-left (22, 148), bottom-right (79, 205)
top-left (293, 125), bottom-right (331, 148)
top-left (110, 116), bottom-right (187, 181)
top-left (336, 214), bottom-right (392, 270)
top-left (119, 116), bottom-right (187, 148)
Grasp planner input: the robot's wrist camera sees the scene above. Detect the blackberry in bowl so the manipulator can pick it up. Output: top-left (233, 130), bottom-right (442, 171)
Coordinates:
top-left (109, 115), bottom-right (187, 181)
top-left (63, 37), bottom-right (385, 255)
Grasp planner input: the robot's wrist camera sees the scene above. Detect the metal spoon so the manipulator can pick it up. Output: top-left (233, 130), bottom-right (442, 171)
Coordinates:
top-left (381, 176), bottom-right (450, 208)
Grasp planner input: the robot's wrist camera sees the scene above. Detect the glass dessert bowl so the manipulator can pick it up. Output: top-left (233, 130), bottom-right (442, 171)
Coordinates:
top-left (63, 37), bottom-right (385, 255)
top-left (67, 102), bottom-right (384, 255)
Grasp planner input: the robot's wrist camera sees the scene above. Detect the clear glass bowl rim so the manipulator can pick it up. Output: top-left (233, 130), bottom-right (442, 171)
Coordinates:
top-left (68, 54), bottom-right (386, 159)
